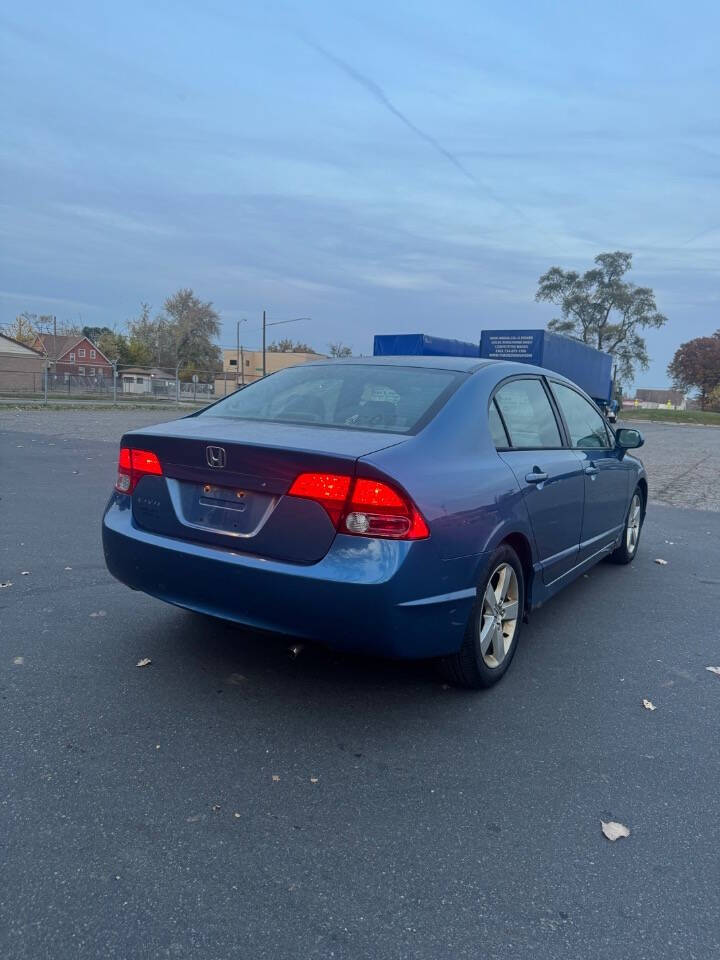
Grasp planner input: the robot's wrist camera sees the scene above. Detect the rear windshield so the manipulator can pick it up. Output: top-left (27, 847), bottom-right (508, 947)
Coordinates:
top-left (200, 364), bottom-right (461, 433)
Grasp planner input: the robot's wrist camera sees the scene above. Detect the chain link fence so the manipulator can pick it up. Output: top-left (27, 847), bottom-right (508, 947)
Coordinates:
top-left (0, 360), bottom-right (240, 405)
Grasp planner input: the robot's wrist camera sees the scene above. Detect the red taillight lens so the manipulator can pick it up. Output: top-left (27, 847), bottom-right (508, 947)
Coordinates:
top-left (115, 447), bottom-right (163, 494)
top-left (287, 472), bottom-right (352, 524)
top-left (344, 477), bottom-right (429, 540)
top-left (286, 472), bottom-right (428, 540)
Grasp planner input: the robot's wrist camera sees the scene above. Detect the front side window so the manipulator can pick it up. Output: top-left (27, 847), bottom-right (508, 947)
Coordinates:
top-left (200, 363), bottom-right (462, 434)
top-left (494, 379), bottom-right (562, 448)
top-left (551, 382), bottom-right (610, 449)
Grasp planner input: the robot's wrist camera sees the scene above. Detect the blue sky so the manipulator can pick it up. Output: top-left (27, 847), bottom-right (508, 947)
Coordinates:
top-left (2, 0), bottom-right (718, 386)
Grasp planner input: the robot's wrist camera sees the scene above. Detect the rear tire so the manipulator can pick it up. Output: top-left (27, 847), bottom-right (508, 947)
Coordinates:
top-left (610, 488), bottom-right (644, 565)
top-left (441, 545), bottom-right (525, 689)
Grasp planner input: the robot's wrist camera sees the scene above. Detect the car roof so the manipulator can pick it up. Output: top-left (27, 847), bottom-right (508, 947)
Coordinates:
top-left (303, 355), bottom-right (578, 383)
top-left (304, 355), bottom-right (495, 373)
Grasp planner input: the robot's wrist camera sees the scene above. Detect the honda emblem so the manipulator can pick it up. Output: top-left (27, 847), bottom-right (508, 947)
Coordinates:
top-left (206, 445), bottom-right (226, 469)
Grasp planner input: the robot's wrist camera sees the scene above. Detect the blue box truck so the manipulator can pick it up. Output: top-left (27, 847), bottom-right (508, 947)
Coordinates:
top-left (479, 329), bottom-right (616, 419)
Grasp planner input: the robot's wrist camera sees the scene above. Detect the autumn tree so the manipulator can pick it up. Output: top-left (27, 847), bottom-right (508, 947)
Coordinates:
top-left (667, 331), bottom-right (720, 410)
top-left (535, 252), bottom-right (667, 384)
top-left (4, 312), bottom-right (44, 344)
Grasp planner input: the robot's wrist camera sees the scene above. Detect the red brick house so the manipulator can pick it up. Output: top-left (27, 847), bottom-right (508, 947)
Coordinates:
top-left (32, 334), bottom-right (113, 379)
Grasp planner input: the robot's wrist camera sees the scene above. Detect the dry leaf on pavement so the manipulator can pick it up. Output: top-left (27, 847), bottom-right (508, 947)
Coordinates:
top-left (20, 571), bottom-right (30, 576)
top-left (601, 820), bottom-right (631, 841)
top-left (271, 775), bottom-right (280, 782)
top-left (289, 644), bottom-right (304, 658)
top-left (136, 657), bottom-right (152, 668)
top-left (642, 699), bottom-right (656, 711)
top-left (0, 581), bottom-right (12, 588)
top-left (310, 777), bottom-right (319, 783)
top-left (706, 666), bottom-right (720, 677)
top-left (13, 657), bottom-right (24, 665)
top-left (654, 558), bottom-right (668, 566)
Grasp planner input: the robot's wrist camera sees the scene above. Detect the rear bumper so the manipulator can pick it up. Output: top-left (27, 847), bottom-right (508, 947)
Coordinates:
top-left (102, 495), bottom-right (483, 659)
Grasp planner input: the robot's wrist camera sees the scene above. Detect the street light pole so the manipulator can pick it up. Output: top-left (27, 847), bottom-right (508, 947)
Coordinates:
top-left (236, 318), bottom-right (247, 389)
top-left (261, 314), bottom-right (312, 379)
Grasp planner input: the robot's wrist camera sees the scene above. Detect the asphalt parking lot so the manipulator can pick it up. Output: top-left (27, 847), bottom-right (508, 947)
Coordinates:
top-left (2, 409), bottom-right (719, 960)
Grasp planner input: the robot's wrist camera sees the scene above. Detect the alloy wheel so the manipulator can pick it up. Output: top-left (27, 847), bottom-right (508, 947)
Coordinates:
top-left (626, 494), bottom-right (642, 555)
top-left (479, 562), bottom-right (519, 668)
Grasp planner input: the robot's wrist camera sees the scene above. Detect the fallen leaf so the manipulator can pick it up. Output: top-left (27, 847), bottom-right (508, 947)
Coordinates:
top-left (310, 777), bottom-right (319, 784)
top-left (234, 812), bottom-right (241, 818)
top-left (211, 804), bottom-right (221, 812)
top-left (654, 558), bottom-right (668, 566)
top-left (89, 610), bottom-right (107, 618)
top-left (20, 571), bottom-right (30, 576)
top-left (0, 581), bottom-right (12, 589)
top-left (664, 540), bottom-right (674, 545)
top-left (13, 656), bottom-right (24, 665)
top-left (64, 566), bottom-right (72, 571)
top-left (289, 644), bottom-right (304, 658)
top-left (706, 666), bottom-right (720, 677)
top-left (642, 699), bottom-right (656, 711)
top-left (136, 657), bottom-right (152, 668)
top-left (271, 775), bottom-right (280, 782)
top-left (186, 815), bottom-right (202, 823)
top-left (601, 820), bottom-right (630, 841)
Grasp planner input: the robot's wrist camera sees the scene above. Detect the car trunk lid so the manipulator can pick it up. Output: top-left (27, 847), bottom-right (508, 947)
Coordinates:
top-left (123, 417), bottom-right (407, 563)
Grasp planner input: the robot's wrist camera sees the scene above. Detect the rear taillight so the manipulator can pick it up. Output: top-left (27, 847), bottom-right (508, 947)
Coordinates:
top-left (287, 473), bottom-right (351, 525)
top-left (287, 472), bottom-right (428, 540)
top-left (115, 447), bottom-right (163, 494)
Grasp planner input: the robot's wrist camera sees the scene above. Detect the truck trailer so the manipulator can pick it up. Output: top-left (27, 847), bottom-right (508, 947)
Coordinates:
top-left (373, 333), bottom-right (479, 359)
top-left (479, 329), bottom-right (615, 418)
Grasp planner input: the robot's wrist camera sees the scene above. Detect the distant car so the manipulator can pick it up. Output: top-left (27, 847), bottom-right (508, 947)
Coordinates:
top-left (102, 357), bottom-right (646, 688)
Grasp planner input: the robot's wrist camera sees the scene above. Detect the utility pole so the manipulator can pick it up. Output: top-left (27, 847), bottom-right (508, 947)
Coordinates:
top-left (262, 309), bottom-right (267, 378)
top-left (240, 344), bottom-right (245, 386)
top-left (236, 320), bottom-right (240, 385)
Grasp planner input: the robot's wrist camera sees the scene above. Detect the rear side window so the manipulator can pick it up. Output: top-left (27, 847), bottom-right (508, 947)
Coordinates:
top-left (551, 382), bottom-right (611, 449)
top-left (494, 379), bottom-right (562, 448)
top-left (488, 401), bottom-right (509, 447)
top-left (201, 364), bottom-right (461, 434)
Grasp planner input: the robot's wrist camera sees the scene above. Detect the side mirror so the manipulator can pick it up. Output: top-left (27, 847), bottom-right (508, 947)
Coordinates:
top-left (615, 428), bottom-right (644, 449)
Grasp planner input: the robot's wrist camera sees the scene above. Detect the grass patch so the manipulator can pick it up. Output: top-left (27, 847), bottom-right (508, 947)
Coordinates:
top-left (620, 407), bottom-right (720, 426)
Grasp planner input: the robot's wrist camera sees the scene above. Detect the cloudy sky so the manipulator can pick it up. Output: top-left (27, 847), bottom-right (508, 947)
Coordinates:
top-left (2, 0), bottom-right (718, 385)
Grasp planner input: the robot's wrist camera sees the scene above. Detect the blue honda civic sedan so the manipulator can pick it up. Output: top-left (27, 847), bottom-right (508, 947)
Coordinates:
top-left (102, 356), bottom-right (646, 688)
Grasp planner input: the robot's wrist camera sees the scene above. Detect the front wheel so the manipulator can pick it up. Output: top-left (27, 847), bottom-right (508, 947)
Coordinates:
top-left (610, 488), bottom-right (644, 564)
top-left (441, 545), bottom-right (525, 689)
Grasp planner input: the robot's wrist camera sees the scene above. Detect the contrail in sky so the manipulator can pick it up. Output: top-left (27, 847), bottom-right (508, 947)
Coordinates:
top-left (303, 38), bottom-right (481, 189)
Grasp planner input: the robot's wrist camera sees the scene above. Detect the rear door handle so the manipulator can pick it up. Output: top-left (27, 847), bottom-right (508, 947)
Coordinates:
top-left (525, 471), bottom-right (549, 484)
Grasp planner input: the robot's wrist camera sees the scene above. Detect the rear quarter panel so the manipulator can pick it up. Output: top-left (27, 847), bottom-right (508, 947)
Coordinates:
top-left (361, 369), bottom-right (533, 567)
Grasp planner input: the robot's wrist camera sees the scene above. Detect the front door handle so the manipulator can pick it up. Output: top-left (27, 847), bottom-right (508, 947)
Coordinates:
top-left (525, 471), bottom-right (549, 484)
top-left (584, 463), bottom-right (599, 476)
